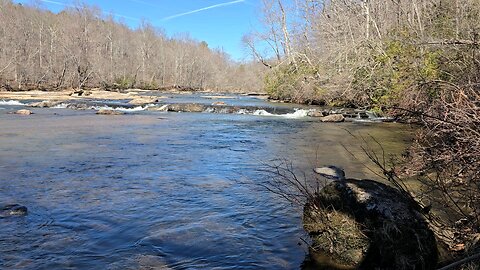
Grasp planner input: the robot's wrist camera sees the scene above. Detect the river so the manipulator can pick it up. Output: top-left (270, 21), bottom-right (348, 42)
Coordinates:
top-left (0, 93), bottom-right (410, 269)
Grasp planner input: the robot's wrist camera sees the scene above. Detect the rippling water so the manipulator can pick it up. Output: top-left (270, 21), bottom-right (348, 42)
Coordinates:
top-left (0, 95), bottom-right (410, 269)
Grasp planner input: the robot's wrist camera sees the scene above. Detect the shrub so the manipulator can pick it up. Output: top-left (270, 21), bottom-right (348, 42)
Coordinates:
top-left (264, 61), bottom-right (324, 104)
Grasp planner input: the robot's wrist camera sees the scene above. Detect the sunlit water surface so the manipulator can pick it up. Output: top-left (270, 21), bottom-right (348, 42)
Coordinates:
top-left (0, 96), bottom-right (410, 269)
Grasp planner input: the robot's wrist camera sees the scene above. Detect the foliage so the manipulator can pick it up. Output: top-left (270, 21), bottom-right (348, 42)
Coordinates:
top-left (248, 0), bottom-right (480, 108)
top-left (264, 61), bottom-right (323, 104)
top-left (114, 76), bottom-right (135, 90)
top-left (352, 40), bottom-right (445, 112)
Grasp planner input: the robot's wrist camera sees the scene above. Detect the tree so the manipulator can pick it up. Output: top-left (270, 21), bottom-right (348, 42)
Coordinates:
top-left (0, 1), bottom-right (264, 92)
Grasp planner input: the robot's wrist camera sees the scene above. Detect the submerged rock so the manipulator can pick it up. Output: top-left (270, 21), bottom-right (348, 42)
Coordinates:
top-left (0, 204), bottom-right (28, 217)
top-left (96, 109), bottom-right (124, 115)
top-left (14, 109), bottom-right (33, 115)
top-left (304, 169), bottom-right (438, 269)
top-left (320, 114), bottom-right (345, 122)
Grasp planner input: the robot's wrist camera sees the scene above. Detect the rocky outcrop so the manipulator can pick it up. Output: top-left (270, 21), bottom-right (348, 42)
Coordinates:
top-left (29, 100), bottom-right (61, 108)
top-left (320, 114), bottom-right (345, 122)
top-left (96, 109), bottom-right (124, 115)
top-left (166, 103), bottom-right (206, 113)
top-left (14, 109), bottom-right (33, 115)
top-left (0, 204), bottom-right (28, 217)
top-left (304, 167), bottom-right (438, 269)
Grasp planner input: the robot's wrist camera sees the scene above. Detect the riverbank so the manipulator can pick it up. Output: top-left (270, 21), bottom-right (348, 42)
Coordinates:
top-left (0, 88), bottom-right (201, 101)
top-left (0, 89), bottom-right (392, 122)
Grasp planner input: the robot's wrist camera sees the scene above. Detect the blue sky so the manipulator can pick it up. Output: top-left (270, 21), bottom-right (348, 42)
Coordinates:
top-left (13, 0), bottom-right (261, 61)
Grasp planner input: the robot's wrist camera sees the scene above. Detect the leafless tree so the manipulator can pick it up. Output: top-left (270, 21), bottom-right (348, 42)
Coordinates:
top-left (0, 0), bottom-right (264, 92)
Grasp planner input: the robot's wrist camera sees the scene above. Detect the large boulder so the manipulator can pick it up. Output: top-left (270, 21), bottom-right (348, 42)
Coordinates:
top-left (304, 168), bottom-right (438, 269)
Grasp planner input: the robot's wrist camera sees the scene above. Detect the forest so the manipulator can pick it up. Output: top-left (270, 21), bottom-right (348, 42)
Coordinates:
top-left (0, 0), bottom-right (264, 92)
top-left (246, 0), bottom-right (480, 108)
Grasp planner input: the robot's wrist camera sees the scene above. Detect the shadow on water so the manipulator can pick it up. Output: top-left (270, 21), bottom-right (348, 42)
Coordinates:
top-left (0, 105), bottom-right (411, 269)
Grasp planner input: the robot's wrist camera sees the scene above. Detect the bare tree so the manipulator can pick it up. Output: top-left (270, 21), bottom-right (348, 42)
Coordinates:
top-left (0, 0), bottom-right (264, 93)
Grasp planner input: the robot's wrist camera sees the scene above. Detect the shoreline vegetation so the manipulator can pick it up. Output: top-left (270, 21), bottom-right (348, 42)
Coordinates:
top-left (248, 0), bottom-right (480, 269)
top-left (2, 0), bottom-right (480, 269)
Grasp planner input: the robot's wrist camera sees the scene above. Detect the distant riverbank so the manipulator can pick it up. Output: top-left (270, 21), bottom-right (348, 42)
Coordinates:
top-left (0, 89), bottom-right (393, 122)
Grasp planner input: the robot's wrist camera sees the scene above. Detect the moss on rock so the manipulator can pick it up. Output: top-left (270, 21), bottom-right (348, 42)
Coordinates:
top-left (304, 179), bottom-right (438, 269)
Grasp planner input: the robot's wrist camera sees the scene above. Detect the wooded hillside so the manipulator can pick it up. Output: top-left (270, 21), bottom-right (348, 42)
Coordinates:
top-left (0, 0), bottom-right (264, 92)
top-left (246, 0), bottom-right (480, 109)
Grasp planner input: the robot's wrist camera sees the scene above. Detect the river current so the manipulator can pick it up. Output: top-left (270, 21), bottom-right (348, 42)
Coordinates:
top-left (0, 93), bottom-right (409, 269)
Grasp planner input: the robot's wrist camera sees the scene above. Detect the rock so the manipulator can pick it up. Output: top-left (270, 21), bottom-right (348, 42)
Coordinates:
top-left (148, 104), bottom-right (169, 112)
top-left (304, 177), bottom-right (438, 269)
top-left (67, 103), bottom-right (90, 110)
top-left (0, 204), bottom-right (28, 217)
top-left (245, 92), bottom-right (268, 97)
top-left (167, 103), bottom-right (205, 113)
top-left (128, 96), bottom-right (159, 105)
top-left (28, 100), bottom-right (61, 108)
top-left (96, 109), bottom-right (124, 115)
top-left (358, 111), bottom-right (369, 119)
top-left (314, 166), bottom-right (346, 180)
top-left (15, 109), bottom-right (33, 115)
top-left (320, 114), bottom-right (345, 122)
top-left (212, 101), bottom-right (227, 106)
top-left (308, 110), bottom-right (324, 117)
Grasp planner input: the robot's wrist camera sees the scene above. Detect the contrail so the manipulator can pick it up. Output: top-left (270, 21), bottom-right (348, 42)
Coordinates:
top-left (162, 0), bottom-right (245, 21)
top-left (39, 0), bottom-right (69, 7)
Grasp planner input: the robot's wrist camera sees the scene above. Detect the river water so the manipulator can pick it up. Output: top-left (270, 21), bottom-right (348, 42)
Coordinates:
top-left (0, 93), bottom-right (410, 269)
